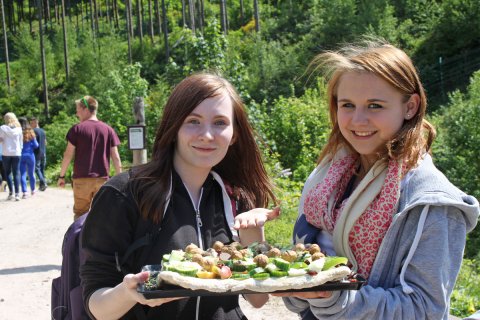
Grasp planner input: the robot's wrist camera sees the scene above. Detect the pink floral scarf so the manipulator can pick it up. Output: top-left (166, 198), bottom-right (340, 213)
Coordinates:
top-left (303, 154), bottom-right (402, 278)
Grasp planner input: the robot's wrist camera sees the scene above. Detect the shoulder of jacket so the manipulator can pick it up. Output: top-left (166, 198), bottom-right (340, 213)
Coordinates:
top-left (104, 172), bottom-right (131, 193)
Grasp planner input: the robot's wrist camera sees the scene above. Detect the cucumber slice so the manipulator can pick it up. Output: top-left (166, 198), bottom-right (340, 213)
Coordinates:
top-left (269, 270), bottom-right (288, 277)
top-left (231, 272), bottom-right (251, 280)
top-left (249, 267), bottom-right (266, 276)
top-left (273, 258), bottom-right (291, 271)
top-left (173, 265), bottom-right (198, 277)
top-left (291, 261), bottom-right (308, 269)
top-left (169, 250), bottom-right (185, 261)
top-left (245, 262), bottom-right (257, 271)
top-left (231, 261), bottom-right (247, 272)
top-left (252, 272), bottom-right (270, 279)
top-left (265, 263), bottom-right (278, 273)
top-left (162, 254), bottom-right (170, 262)
top-left (323, 256), bottom-right (348, 270)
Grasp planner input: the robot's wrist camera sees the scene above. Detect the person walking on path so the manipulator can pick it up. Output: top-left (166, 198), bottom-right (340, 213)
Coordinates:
top-left (0, 143), bottom-right (7, 192)
top-left (57, 96), bottom-right (122, 220)
top-left (30, 116), bottom-right (48, 191)
top-left (0, 112), bottom-right (23, 201)
top-left (19, 117), bottom-right (39, 199)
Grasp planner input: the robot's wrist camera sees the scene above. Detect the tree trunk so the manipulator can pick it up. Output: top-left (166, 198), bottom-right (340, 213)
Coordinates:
top-left (154, 0), bottom-right (161, 34)
top-left (253, 0), bottom-right (259, 32)
top-left (132, 97), bottom-right (147, 166)
top-left (28, 0), bottom-right (33, 33)
top-left (161, 0), bottom-right (168, 60)
top-left (136, 0), bottom-right (143, 48)
top-left (147, 0), bottom-right (153, 43)
top-left (93, 0), bottom-right (99, 35)
top-left (60, 0), bottom-right (69, 80)
top-left (198, 0), bottom-right (204, 33)
top-left (219, 0), bottom-right (227, 35)
top-left (127, 0), bottom-right (133, 38)
top-left (37, 0), bottom-right (49, 119)
top-left (6, 0), bottom-right (14, 33)
top-left (125, 0), bottom-right (132, 63)
top-left (88, 0), bottom-right (95, 35)
top-left (188, 0), bottom-right (195, 33)
top-left (181, 0), bottom-right (185, 27)
top-left (105, 0), bottom-right (111, 27)
top-left (18, 0), bottom-right (25, 24)
top-left (113, 0), bottom-right (119, 29)
top-left (0, 0), bottom-right (11, 89)
top-left (44, 0), bottom-right (50, 28)
top-left (54, 0), bottom-right (60, 24)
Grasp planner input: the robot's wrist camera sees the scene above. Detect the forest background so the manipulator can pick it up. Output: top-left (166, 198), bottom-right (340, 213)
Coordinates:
top-left (0, 0), bottom-right (479, 317)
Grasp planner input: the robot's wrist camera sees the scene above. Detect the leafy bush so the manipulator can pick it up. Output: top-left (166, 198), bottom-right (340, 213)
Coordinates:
top-left (42, 111), bottom-right (78, 180)
top-left (251, 82), bottom-right (331, 182)
top-left (432, 71), bottom-right (480, 258)
top-left (451, 258), bottom-right (480, 317)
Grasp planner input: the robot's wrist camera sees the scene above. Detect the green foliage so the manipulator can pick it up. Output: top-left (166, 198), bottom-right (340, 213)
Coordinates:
top-left (165, 19), bottom-right (229, 81)
top-left (252, 82), bottom-right (330, 182)
top-left (143, 77), bottom-right (173, 156)
top-left (264, 176), bottom-right (304, 247)
top-left (42, 111), bottom-right (78, 179)
top-left (451, 259), bottom-right (480, 317)
top-left (432, 71), bottom-right (480, 259)
top-left (96, 62), bottom-right (149, 163)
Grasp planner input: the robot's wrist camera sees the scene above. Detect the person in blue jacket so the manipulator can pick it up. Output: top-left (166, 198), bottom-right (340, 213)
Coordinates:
top-left (19, 117), bottom-right (39, 199)
top-left (275, 39), bottom-right (479, 319)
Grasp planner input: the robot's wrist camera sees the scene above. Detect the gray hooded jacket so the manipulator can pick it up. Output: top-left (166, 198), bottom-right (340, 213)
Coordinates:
top-left (284, 154), bottom-right (479, 320)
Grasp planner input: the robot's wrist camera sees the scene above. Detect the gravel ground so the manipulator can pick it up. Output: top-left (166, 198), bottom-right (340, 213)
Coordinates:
top-left (0, 187), bottom-right (297, 320)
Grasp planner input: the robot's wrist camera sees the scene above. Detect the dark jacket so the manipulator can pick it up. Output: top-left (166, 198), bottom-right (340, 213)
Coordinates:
top-left (80, 171), bottom-right (247, 320)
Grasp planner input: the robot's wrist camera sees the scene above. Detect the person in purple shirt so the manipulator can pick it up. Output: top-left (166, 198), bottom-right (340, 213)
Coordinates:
top-left (19, 117), bottom-right (39, 199)
top-left (57, 96), bottom-right (122, 220)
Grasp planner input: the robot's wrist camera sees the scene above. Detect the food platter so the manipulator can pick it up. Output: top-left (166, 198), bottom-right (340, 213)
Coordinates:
top-left (137, 267), bottom-right (365, 299)
top-left (138, 242), bottom-right (366, 299)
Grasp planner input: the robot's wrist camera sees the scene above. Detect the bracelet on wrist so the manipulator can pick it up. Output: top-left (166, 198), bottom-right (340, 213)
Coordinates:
top-left (59, 176), bottom-right (65, 179)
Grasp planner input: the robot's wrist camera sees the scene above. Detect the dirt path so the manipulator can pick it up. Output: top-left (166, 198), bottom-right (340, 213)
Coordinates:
top-left (0, 187), bottom-right (297, 320)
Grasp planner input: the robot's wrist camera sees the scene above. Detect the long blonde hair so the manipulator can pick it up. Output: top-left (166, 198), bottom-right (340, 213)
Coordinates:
top-left (3, 112), bottom-right (21, 128)
top-left (310, 39), bottom-right (436, 171)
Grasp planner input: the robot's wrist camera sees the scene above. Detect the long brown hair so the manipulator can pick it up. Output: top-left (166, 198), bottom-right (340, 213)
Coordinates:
top-left (19, 117), bottom-right (36, 142)
top-left (310, 39), bottom-right (436, 171)
top-left (131, 73), bottom-right (276, 223)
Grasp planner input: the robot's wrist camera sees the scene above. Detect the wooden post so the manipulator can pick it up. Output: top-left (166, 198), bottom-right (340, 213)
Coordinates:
top-left (132, 97), bottom-right (147, 166)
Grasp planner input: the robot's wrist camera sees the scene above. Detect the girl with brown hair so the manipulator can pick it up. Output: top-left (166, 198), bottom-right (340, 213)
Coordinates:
top-left (19, 117), bottom-right (39, 199)
top-left (80, 73), bottom-right (279, 319)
